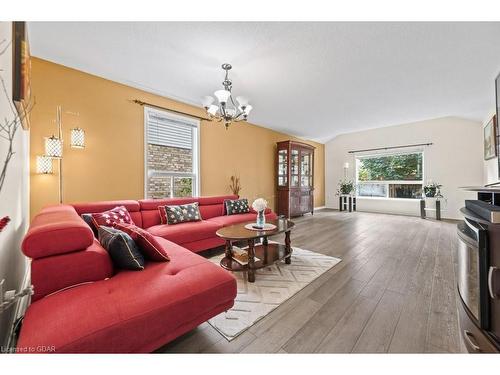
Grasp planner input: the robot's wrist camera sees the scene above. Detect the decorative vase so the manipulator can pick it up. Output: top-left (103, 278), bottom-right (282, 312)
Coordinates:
top-left (256, 210), bottom-right (266, 228)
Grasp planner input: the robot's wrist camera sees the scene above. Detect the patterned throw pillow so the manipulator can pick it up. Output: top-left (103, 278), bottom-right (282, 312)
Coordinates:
top-left (91, 206), bottom-right (135, 228)
top-left (81, 213), bottom-right (98, 237)
top-left (225, 199), bottom-right (250, 215)
top-left (114, 223), bottom-right (170, 262)
top-left (159, 202), bottom-right (202, 225)
top-left (98, 226), bottom-right (145, 271)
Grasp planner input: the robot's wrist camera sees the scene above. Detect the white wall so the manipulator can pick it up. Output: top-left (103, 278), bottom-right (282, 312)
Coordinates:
top-left (0, 22), bottom-right (30, 347)
top-left (325, 117), bottom-right (483, 220)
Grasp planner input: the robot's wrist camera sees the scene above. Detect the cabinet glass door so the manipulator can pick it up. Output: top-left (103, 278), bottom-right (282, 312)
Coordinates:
top-left (291, 149), bottom-right (299, 187)
top-left (278, 149), bottom-right (288, 186)
top-left (300, 151), bottom-right (311, 187)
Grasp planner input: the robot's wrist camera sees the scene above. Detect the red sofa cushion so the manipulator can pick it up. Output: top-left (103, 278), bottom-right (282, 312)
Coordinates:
top-left (207, 211), bottom-right (278, 227)
top-left (17, 238), bottom-right (236, 353)
top-left (22, 206), bottom-right (94, 259)
top-left (31, 240), bottom-right (114, 301)
top-left (146, 220), bottom-right (222, 244)
top-left (180, 237), bottom-right (226, 253)
top-left (197, 195), bottom-right (238, 206)
top-left (198, 204), bottom-right (223, 220)
top-left (138, 195), bottom-right (238, 228)
top-left (114, 223), bottom-right (169, 262)
top-left (72, 200), bottom-right (140, 215)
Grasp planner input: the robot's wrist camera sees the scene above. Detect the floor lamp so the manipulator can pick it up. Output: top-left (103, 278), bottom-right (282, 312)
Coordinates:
top-left (36, 106), bottom-right (85, 204)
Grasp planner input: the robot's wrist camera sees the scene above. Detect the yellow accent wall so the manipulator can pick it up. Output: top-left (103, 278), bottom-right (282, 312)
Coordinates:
top-left (30, 58), bottom-right (325, 218)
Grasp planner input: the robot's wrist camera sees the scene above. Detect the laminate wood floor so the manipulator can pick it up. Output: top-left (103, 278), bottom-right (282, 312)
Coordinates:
top-left (157, 209), bottom-right (465, 353)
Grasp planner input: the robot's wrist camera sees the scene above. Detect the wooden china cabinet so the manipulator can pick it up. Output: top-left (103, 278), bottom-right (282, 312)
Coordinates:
top-left (276, 140), bottom-right (315, 218)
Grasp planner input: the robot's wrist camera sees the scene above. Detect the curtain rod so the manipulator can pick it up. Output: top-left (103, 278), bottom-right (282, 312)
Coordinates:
top-left (132, 99), bottom-right (210, 121)
top-left (348, 142), bottom-right (433, 154)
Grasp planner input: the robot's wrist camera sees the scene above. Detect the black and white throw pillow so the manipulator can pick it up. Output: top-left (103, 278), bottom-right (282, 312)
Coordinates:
top-left (164, 202), bottom-right (202, 225)
top-left (225, 198), bottom-right (250, 215)
top-left (98, 226), bottom-right (145, 271)
top-left (81, 213), bottom-right (98, 237)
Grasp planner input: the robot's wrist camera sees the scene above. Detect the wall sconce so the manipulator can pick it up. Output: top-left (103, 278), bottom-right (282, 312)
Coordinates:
top-left (36, 156), bottom-right (53, 174)
top-left (70, 128), bottom-right (85, 149)
top-left (45, 135), bottom-right (63, 158)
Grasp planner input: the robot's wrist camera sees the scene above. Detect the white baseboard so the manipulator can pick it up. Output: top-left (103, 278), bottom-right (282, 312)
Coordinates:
top-left (314, 206), bottom-right (326, 210)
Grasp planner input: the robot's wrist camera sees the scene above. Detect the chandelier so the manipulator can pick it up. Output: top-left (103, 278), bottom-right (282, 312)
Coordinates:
top-left (201, 63), bottom-right (252, 129)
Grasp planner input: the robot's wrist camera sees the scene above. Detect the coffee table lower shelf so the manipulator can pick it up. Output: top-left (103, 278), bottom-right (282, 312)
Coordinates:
top-left (220, 243), bottom-right (291, 273)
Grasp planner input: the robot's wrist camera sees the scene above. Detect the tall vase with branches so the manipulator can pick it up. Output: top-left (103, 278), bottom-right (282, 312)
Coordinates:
top-left (229, 175), bottom-right (241, 196)
top-left (0, 38), bottom-right (33, 232)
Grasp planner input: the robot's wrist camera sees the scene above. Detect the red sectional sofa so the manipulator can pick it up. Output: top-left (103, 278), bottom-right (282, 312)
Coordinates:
top-left (17, 195), bottom-right (277, 353)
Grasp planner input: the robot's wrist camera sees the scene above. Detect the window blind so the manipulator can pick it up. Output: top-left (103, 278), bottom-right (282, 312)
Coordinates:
top-left (146, 109), bottom-right (194, 149)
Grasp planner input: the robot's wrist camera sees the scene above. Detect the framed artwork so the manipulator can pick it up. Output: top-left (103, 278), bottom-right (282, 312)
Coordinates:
top-left (12, 21), bottom-right (31, 130)
top-left (484, 114), bottom-right (497, 160)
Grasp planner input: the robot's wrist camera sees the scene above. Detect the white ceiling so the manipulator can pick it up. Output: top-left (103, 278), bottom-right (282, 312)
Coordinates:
top-left (28, 22), bottom-right (500, 143)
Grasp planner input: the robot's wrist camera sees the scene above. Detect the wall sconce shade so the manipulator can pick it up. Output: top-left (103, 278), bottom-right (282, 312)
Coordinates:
top-left (37, 156), bottom-right (53, 174)
top-left (45, 136), bottom-right (63, 158)
top-left (70, 128), bottom-right (85, 149)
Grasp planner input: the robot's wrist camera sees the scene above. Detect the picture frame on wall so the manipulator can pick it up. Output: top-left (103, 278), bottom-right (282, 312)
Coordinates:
top-left (12, 21), bottom-right (32, 130)
top-left (484, 114), bottom-right (497, 160)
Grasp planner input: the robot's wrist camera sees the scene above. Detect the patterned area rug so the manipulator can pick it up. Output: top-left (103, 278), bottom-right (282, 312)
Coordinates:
top-left (207, 244), bottom-right (341, 341)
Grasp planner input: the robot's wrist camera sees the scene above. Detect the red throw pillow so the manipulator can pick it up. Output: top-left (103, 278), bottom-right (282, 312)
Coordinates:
top-left (114, 223), bottom-right (169, 262)
top-left (158, 206), bottom-right (168, 225)
top-left (91, 206), bottom-right (135, 228)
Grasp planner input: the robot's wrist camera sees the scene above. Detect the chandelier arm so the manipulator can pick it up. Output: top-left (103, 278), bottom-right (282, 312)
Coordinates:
top-left (233, 111), bottom-right (245, 120)
top-left (229, 95), bottom-right (238, 109)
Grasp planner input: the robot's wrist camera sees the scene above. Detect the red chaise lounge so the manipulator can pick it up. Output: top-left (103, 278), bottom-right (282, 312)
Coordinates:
top-left (17, 195), bottom-right (277, 353)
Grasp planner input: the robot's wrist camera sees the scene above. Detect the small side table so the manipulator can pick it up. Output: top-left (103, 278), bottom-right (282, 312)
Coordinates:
top-left (420, 198), bottom-right (441, 220)
top-left (339, 194), bottom-right (356, 212)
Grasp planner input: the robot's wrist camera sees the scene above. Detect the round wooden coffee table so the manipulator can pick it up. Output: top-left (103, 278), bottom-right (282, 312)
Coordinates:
top-left (216, 218), bottom-right (295, 283)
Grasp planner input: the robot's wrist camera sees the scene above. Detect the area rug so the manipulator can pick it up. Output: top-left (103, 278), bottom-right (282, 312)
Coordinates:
top-left (207, 244), bottom-right (342, 341)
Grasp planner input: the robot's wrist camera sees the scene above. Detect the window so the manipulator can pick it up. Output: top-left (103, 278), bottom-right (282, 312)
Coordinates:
top-left (144, 107), bottom-right (199, 199)
top-left (355, 151), bottom-right (423, 199)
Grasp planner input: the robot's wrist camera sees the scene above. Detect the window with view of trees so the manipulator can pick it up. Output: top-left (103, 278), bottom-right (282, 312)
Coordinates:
top-left (144, 107), bottom-right (199, 199)
top-left (356, 152), bottom-right (423, 199)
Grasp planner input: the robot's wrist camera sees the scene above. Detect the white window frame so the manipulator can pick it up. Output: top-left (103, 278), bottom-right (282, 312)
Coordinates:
top-left (144, 106), bottom-right (200, 198)
top-left (355, 150), bottom-right (424, 200)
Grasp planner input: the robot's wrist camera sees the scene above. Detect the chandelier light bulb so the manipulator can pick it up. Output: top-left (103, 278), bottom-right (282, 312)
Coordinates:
top-left (225, 107), bottom-right (237, 117)
top-left (236, 96), bottom-right (249, 107)
top-left (244, 105), bottom-right (253, 115)
top-left (207, 105), bottom-right (219, 116)
top-left (201, 96), bottom-right (215, 108)
top-left (214, 90), bottom-right (231, 105)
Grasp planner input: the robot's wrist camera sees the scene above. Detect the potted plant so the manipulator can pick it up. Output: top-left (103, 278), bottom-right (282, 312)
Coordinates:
top-left (423, 181), bottom-right (442, 198)
top-left (336, 180), bottom-right (355, 196)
